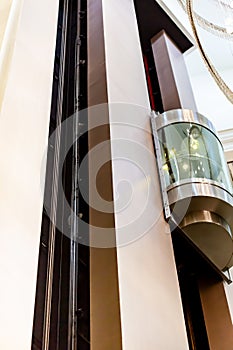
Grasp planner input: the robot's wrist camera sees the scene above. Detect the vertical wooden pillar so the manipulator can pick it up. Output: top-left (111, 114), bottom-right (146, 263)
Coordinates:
top-left (199, 277), bottom-right (233, 350)
top-left (87, 0), bottom-right (122, 349)
top-left (151, 30), bottom-right (197, 111)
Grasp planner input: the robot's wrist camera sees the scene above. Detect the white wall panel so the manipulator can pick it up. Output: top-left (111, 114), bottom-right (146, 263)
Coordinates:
top-left (0, 0), bottom-right (13, 48)
top-left (0, 0), bottom-right (23, 112)
top-left (0, 0), bottom-right (59, 348)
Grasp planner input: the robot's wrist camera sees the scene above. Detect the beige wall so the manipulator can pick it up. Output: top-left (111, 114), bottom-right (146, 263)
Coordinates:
top-left (0, 0), bottom-right (24, 112)
top-left (0, 0), bottom-right (59, 348)
top-left (102, 0), bottom-right (189, 349)
top-left (0, 0), bottom-right (13, 49)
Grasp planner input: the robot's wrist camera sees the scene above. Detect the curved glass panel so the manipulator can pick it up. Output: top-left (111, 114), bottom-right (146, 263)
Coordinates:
top-left (158, 122), bottom-right (233, 193)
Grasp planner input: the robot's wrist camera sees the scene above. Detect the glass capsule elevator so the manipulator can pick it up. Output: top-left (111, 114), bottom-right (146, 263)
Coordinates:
top-left (152, 109), bottom-right (233, 276)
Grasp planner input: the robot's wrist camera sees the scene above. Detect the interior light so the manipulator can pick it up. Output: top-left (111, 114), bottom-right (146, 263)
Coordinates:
top-left (190, 140), bottom-right (199, 150)
top-left (169, 148), bottom-right (176, 157)
top-left (162, 164), bottom-right (169, 171)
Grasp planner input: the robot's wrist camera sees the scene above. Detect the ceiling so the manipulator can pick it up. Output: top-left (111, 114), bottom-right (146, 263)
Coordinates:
top-left (134, 0), bottom-right (233, 81)
top-left (155, 0), bottom-right (233, 135)
top-left (156, 0), bottom-right (233, 75)
top-left (134, 0), bottom-right (192, 53)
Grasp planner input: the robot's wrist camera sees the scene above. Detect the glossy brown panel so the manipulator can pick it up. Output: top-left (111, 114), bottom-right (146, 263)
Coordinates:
top-left (87, 0), bottom-right (122, 349)
top-left (199, 277), bottom-right (233, 350)
top-left (151, 31), bottom-right (197, 112)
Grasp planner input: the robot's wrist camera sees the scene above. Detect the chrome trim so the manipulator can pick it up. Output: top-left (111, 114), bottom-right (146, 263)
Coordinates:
top-left (180, 210), bottom-right (231, 235)
top-left (151, 111), bottom-right (171, 219)
top-left (155, 109), bottom-right (216, 133)
top-left (168, 181), bottom-right (233, 206)
top-left (168, 182), bottom-right (233, 229)
top-left (167, 177), bottom-right (233, 198)
top-left (179, 210), bottom-right (233, 270)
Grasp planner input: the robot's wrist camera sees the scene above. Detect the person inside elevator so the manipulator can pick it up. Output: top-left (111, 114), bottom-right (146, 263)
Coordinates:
top-left (179, 125), bottom-right (211, 179)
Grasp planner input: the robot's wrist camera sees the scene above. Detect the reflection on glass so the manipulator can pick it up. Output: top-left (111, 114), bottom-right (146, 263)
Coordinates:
top-left (158, 122), bottom-right (233, 193)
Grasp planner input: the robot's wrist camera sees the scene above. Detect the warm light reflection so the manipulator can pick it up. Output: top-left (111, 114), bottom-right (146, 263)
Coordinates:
top-left (162, 164), bottom-right (169, 172)
top-left (182, 163), bottom-right (189, 171)
top-left (190, 139), bottom-right (199, 150)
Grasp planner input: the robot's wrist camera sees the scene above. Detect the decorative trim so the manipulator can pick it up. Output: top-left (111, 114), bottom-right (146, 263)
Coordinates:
top-left (178, 0), bottom-right (233, 41)
top-left (186, 0), bottom-right (233, 104)
top-left (218, 129), bottom-right (233, 161)
top-left (151, 111), bottom-right (171, 219)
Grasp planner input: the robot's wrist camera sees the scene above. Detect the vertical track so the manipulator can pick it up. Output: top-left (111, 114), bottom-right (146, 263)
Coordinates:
top-left (68, 0), bottom-right (81, 347)
top-left (33, 1), bottom-right (89, 348)
top-left (42, 1), bottom-right (69, 349)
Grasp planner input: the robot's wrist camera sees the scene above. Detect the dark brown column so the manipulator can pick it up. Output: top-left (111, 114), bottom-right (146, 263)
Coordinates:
top-left (199, 277), bottom-right (233, 350)
top-left (151, 30), bottom-right (197, 111)
top-left (87, 0), bottom-right (122, 349)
